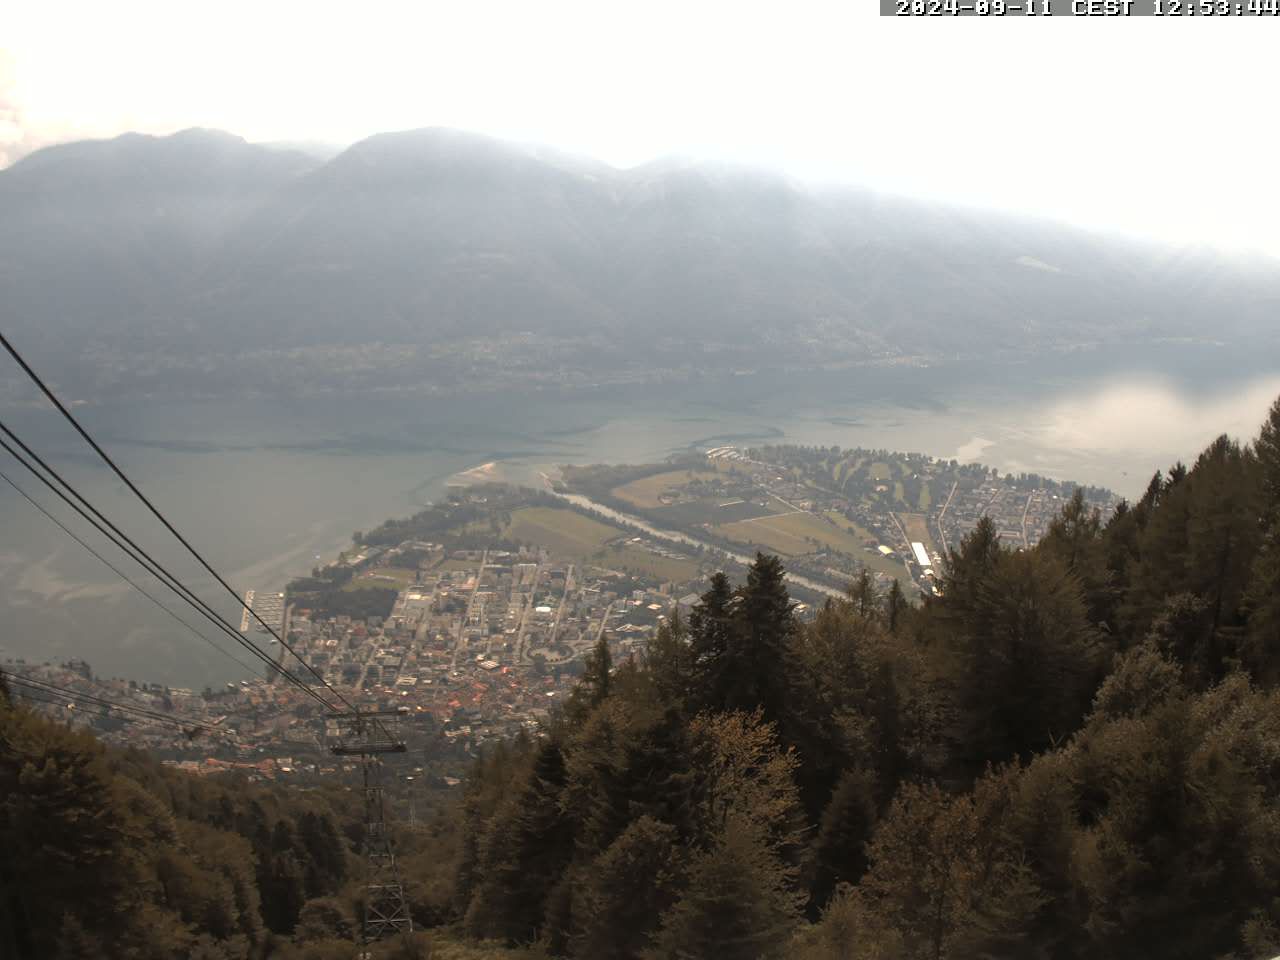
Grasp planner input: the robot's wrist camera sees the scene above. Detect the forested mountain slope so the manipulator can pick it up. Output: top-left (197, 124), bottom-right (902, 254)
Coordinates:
top-left (4, 396), bottom-right (1280, 959)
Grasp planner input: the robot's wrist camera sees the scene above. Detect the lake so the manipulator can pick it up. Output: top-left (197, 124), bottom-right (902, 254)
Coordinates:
top-left (2, 342), bottom-right (1276, 687)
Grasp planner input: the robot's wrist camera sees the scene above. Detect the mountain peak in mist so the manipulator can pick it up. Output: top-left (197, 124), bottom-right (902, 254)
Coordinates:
top-left (1, 125), bottom-right (1277, 396)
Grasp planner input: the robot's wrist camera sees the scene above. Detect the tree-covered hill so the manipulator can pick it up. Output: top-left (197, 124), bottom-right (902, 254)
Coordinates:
top-left (0, 692), bottom-right (358, 957)
top-left (5, 395), bottom-right (1280, 959)
top-left (0, 688), bottom-right (538, 959)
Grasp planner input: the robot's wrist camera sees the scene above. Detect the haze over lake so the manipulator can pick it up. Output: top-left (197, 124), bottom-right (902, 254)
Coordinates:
top-left (1, 343), bottom-right (1275, 688)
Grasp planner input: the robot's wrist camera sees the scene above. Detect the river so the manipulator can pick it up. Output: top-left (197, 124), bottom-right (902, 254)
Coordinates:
top-left (552, 491), bottom-right (846, 598)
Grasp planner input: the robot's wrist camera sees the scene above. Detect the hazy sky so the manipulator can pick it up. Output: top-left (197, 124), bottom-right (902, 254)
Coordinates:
top-left (4, 1), bottom-right (1278, 254)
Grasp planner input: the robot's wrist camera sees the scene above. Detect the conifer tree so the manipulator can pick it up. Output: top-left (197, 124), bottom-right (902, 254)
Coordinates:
top-left (297, 809), bottom-right (347, 897)
top-left (855, 776), bottom-right (1046, 960)
top-left (1256, 396), bottom-right (1280, 507)
top-left (809, 767), bottom-right (878, 910)
top-left (1123, 436), bottom-right (1262, 679)
top-left (567, 703), bottom-right (695, 864)
top-left (567, 634), bottom-right (614, 722)
top-left (1243, 397), bottom-right (1280, 683)
top-left (1087, 641), bottom-right (1182, 722)
top-left (1242, 527), bottom-right (1280, 684)
top-left (688, 572), bottom-right (736, 711)
top-left (572, 816), bottom-right (683, 960)
top-left (645, 612), bottom-right (694, 709)
top-left (464, 741), bottom-right (574, 944)
top-left (722, 553), bottom-right (795, 720)
top-left (1136, 469), bottom-right (1165, 517)
top-left (1065, 680), bottom-right (1278, 958)
top-left (1100, 499), bottom-right (1142, 627)
top-left (885, 579), bottom-right (906, 635)
top-left (847, 570), bottom-right (877, 620)
top-left (260, 848), bottom-right (306, 933)
top-left (1040, 488), bottom-right (1113, 629)
top-left (647, 816), bottom-right (802, 960)
top-left (1185, 437), bottom-right (1262, 662)
top-left (939, 516), bottom-right (1001, 613)
top-left (0, 706), bottom-right (143, 955)
top-left (947, 547), bottom-right (1099, 771)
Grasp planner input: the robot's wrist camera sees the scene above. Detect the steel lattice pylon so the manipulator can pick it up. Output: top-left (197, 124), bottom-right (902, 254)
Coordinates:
top-left (330, 711), bottom-right (413, 949)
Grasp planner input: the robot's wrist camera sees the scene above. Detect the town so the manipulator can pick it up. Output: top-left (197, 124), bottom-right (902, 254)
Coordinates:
top-left (3, 441), bottom-right (1118, 813)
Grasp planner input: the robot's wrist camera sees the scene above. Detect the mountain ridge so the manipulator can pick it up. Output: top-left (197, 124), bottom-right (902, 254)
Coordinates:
top-left (2, 126), bottom-right (1276, 398)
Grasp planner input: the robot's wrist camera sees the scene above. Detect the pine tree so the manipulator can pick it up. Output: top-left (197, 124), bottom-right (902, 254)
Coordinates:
top-left (885, 579), bottom-right (906, 635)
top-left (1256, 396), bottom-right (1280, 507)
top-left (1065, 680), bottom-right (1278, 958)
top-left (856, 776), bottom-right (1045, 960)
top-left (1243, 397), bottom-right (1280, 683)
top-left (1087, 641), bottom-right (1183, 722)
top-left (647, 816), bottom-right (802, 960)
top-left (567, 634), bottom-right (614, 722)
top-left (572, 816), bottom-right (683, 960)
top-left (1185, 437), bottom-right (1263, 669)
top-left (464, 741), bottom-right (574, 944)
top-left (567, 703), bottom-right (696, 865)
top-left (1123, 436), bottom-right (1263, 681)
top-left (939, 516), bottom-right (1001, 615)
top-left (1040, 488), bottom-right (1114, 629)
top-left (260, 849), bottom-right (306, 933)
top-left (847, 571), bottom-right (877, 620)
top-left (297, 809), bottom-right (347, 897)
top-left (1100, 500), bottom-right (1142, 632)
top-left (948, 548), bottom-right (1100, 772)
top-left (688, 572), bottom-right (736, 711)
top-left (0, 706), bottom-right (142, 956)
top-left (452, 738), bottom-right (529, 916)
top-left (809, 767), bottom-right (878, 910)
top-left (1242, 526), bottom-right (1280, 683)
top-left (584, 634), bottom-right (613, 704)
top-left (645, 612), bottom-right (694, 709)
top-left (722, 553), bottom-right (795, 720)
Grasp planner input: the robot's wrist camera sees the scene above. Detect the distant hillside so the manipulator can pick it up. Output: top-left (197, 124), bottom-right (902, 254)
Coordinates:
top-left (2, 127), bottom-right (1278, 398)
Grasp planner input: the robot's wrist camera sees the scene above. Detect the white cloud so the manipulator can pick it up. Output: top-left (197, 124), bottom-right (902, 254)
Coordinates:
top-left (2, 1), bottom-right (1278, 254)
top-left (1039, 377), bottom-right (1280, 463)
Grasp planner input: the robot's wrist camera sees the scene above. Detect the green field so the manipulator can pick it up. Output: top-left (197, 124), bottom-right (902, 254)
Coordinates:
top-left (650, 497), bottom-right (771, 527)
top-left (825, 510), bottom-right (875, 542)
top-left (713, 510), bottom-right (908, 580)
top-left (869, 461), bottom-right (892, 481)
top-left (504, 507), bottom-right (620, 557)
top-left (611, 469), bottom-right (722, 508)
top-left (593, 544), bottom-right (702, 583)
top-left (715, 511), bottom-right (869, 558)
top-left (342, 566), bottom-right (417, 591)
top-left (432, 557), bottom-right (480, 573)
top-left (825, 513), bottom-right (911, 579)
top-left (858, 550), bottom-right (910, 581)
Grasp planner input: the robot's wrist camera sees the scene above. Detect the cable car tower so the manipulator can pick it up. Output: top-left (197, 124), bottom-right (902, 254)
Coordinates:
top-left (330, 710), bottom-right (413, 949)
